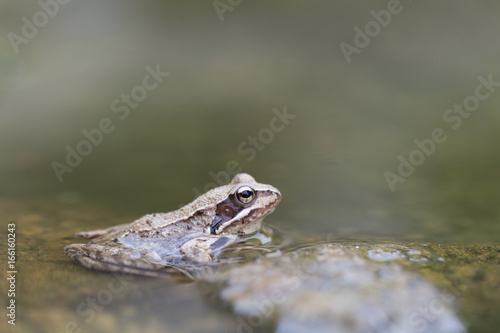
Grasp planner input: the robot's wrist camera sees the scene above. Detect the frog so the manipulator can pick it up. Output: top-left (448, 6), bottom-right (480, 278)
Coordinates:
top-left (64, 173), bottom-right (281, 277)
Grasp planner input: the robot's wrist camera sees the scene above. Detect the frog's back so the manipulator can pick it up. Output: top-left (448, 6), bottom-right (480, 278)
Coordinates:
top-left (124, 185), bottom-right (232, 235)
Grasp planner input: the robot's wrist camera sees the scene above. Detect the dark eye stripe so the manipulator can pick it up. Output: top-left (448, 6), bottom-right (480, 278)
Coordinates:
top-left (210, 216), bottom-right (224, 235)
top-left (210, 196), bottom-right (245, 234)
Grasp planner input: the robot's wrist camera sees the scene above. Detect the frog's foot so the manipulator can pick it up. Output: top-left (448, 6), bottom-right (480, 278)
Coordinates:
top-left (179, 238), bottom-right (215, 263)
top-left (73, 223), bottom-right (130, 239)
top-left (179, 236), bottom-right (237, 263)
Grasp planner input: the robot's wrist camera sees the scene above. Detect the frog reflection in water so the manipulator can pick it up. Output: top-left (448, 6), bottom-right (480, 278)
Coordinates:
top-left (64, 173), bottom-right (281, 276)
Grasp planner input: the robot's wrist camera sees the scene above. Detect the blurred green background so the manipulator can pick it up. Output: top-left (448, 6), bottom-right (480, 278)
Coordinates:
top-left (2, 1), bottom-right (500, 332)
top-left (2, 0), bottom-right (500, 242)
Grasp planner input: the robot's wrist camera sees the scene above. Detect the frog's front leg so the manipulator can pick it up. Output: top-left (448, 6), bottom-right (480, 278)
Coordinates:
top-left (179, 236), bottom-right (234, 263)
top-left (74, 223), bottom-right (130, 239)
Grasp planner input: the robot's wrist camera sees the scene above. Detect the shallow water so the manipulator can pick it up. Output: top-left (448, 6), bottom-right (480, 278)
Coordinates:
top-left (2, 199), bottom-right (499, 333)
top-left (1, 1), bottom-right (500, 332)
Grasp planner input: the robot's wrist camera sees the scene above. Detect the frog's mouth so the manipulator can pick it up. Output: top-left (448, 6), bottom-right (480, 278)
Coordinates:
top-left (211, 205), bottom-right (276, 236)
top-left (211, 206), bottom-right (263, 235)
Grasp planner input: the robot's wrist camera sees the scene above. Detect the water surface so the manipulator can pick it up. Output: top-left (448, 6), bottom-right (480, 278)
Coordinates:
top-left (1, 1), bottom-right (499, 332)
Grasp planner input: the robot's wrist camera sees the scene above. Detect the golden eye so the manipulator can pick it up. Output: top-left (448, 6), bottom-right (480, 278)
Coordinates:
top-left (235, 186), bottom-right (255, 204)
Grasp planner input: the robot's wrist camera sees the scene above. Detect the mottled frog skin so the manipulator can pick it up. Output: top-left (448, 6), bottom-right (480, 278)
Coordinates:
top-left (64, 173), bottom-right (281, 277)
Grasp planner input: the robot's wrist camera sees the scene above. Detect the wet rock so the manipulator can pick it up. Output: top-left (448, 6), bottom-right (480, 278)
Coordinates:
top-left (202, 243), bottom-right (466, 333)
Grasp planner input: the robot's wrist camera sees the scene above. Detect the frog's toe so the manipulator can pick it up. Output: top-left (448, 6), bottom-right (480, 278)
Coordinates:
top-left (64, 243), bottom-right (88, 259)
top-left (64, 243), bottom-right (120, 271)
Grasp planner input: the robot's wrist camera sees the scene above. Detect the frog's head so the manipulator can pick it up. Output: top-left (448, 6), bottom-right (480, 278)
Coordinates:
top-left (209, 173), bottom-right (281, 236)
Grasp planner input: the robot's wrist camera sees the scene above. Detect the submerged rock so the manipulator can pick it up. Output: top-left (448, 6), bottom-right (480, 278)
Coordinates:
top-left (201, 243), bottom-right (467, 333)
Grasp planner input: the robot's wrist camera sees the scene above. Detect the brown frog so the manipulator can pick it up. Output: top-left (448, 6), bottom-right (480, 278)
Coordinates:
top-left (64, 173), bottom-right (281, 277)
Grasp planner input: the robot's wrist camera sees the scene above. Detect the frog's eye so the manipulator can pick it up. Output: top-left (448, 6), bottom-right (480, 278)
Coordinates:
top-left (235, 186), bottom-right (255, 204)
